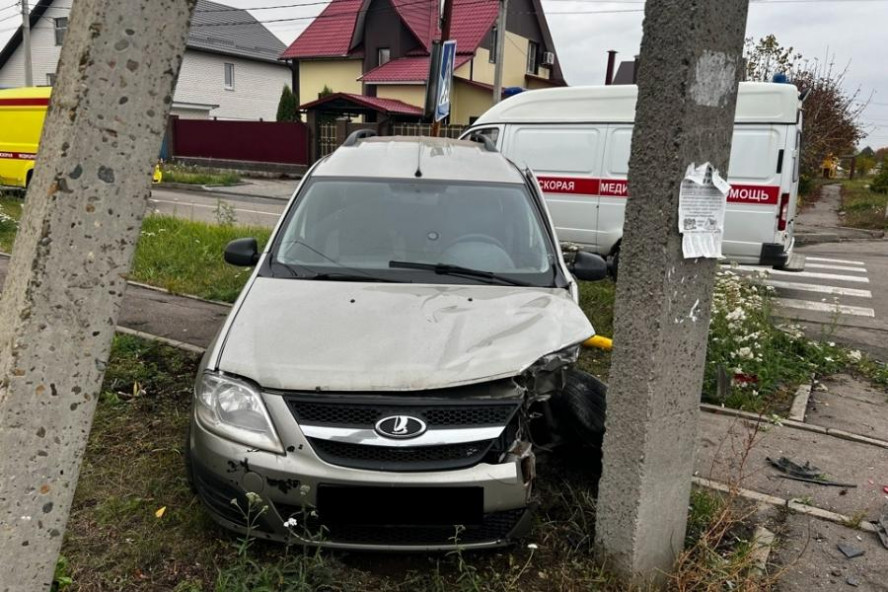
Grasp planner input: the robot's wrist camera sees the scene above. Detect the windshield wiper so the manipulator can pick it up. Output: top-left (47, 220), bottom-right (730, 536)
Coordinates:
top-left (311, 272), bottom-right (402, 283)
top-left (389, 261), bottom-right (533, 287)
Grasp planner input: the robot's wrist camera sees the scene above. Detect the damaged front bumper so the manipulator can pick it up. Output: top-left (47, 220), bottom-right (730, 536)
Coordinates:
top-left (188, 383), bottom-right (537, 550)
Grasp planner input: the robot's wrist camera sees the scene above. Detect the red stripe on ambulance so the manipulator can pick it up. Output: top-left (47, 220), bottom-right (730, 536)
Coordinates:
top-left (0, 152), bottom-right (37, 160)
top-left (537, 175), bottom-right (779, 205)
top-left (537, 176), bottom-right (600, 195)
top-left (0, 98), bottom-right (50, 107)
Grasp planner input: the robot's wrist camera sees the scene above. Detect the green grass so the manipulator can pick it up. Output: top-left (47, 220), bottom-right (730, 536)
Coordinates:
top-left (576, 280), bottom-right (615, 380)
top-left (839, 178), bottom-right (888, 230)
top-left (161, 164), bottom-right (241, 187)
top-left (130, 216), bottom-right (271, 302)
top-left (66, 337), bottom-right (624, 592)
top-left (0, 195), bottom-right (23, 252)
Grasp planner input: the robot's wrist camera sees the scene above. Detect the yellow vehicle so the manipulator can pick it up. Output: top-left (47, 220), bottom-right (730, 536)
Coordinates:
top-left (0, 86), bottom-right (163, 190)
top-left (0, 86), bottom-right (51, 189)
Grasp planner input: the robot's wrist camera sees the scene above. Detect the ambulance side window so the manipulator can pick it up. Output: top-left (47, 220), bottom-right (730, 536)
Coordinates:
top-left (509, 127), bottom-right (600, 173)
top-left (605, 128), bottom-right (632, 175)
top-left (473, 127), bottom-right (500, 145)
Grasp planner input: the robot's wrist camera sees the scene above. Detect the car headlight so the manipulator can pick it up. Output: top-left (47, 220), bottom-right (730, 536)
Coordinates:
top-left (195, 372), bottom-right (284, 454)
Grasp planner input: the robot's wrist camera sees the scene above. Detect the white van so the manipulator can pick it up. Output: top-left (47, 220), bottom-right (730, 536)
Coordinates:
top-left (461, 82), bottom-right (803, 268)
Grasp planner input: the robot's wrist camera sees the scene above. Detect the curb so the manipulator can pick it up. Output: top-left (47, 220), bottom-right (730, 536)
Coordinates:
top-left (750, 526), bottom-right (776, 579)
top-left (0, 251), bottom-right (234, 309)
top-left (787, 382), bottom-right (813, 422)
top-left (124, 279), bottom-right (233, 309)
top-left (155, 182), bottom-right (292, 202)
top-left (692, 477), bottom-right (878, 534)
top-left (116, 326), bottom-right (206, 354)
top-left (698, 403), bottom-right (888, 449)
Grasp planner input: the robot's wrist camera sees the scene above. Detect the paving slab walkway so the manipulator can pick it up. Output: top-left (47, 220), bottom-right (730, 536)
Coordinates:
top-left (807, 373), bottom-right (888, 441)
top-left (697, 412), bottom-right (888, 521)
top-left (769, 512), bottom-right (888, 591)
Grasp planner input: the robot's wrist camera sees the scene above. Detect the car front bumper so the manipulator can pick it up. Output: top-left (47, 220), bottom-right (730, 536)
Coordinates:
top-left (187, 395), bottom-right (534, 550)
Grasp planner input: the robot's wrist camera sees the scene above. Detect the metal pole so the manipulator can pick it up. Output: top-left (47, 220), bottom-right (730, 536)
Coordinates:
top-left (492, 0), bottom-right (507, 104)
top-left (21, 0), bottom-right (33, 86)
top-left (431, 0), bottom-right (453, 137)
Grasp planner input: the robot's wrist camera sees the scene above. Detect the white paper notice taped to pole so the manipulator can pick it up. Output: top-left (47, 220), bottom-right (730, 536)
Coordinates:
top-left (678, 162), bottom-right (731, 258)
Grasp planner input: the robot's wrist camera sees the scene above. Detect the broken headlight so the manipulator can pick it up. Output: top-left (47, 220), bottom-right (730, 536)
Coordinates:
top-left (195, 372), bottom-right (284, 454)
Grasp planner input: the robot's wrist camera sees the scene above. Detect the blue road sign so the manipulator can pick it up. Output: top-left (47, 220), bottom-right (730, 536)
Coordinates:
top-left (434, 40), bottom-right (457, 122)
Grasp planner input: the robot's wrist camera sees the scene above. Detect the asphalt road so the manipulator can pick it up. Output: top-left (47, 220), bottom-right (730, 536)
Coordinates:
top-left (149, 187), bottom-right (287, 228)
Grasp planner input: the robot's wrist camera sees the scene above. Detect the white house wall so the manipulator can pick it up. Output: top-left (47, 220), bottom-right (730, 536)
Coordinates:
top-left (0, 0), bottom-right (290, 121)
top-left (173, 50), bottom-right (291, 121)
top-left (0, 0), bottom-right (72, 88)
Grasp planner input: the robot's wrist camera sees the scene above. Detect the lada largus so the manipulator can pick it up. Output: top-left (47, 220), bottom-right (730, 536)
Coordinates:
top-left (186, 132), bottom-right (609, 550)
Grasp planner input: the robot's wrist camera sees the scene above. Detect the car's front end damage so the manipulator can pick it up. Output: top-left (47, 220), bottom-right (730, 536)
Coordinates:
top-left (187, 283), bottom-right (590, 550)
top-left (189, 359), bottom-right (583, 549)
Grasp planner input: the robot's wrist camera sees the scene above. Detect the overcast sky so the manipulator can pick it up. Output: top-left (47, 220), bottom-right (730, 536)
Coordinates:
top-left (1, 0), bottom-right (885, 148)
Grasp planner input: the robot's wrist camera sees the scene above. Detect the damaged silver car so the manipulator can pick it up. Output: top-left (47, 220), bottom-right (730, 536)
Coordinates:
top-left (186, 132), bottom-right (609, 550)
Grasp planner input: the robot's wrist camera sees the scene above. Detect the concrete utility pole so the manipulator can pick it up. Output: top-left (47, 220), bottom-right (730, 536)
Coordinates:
top-left (21, 0), bottom-right (33, 86)
top-left (0, 0), bottom-right (196, 588)
top-left (492, 0), bottom-right (507, 104)
top-left (594, 0), bottom-right (750, 586)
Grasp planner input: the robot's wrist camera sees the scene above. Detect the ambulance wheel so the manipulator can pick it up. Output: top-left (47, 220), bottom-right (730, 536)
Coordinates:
top-left (552, 369), bottom-right (607, 449)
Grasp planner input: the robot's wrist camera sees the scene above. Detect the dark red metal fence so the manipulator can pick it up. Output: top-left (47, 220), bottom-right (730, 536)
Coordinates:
top-left (172, 119), bottom-right (309, 165)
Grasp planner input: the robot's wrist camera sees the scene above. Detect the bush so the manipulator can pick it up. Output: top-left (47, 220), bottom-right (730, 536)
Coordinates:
top-left (871, 167), bottom-right (888, 194)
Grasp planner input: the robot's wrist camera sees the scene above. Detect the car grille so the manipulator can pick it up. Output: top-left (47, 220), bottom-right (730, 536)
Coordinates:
top-left (281, 391), bottom-right (521, 472)
top-left (287, 399), bottom-right (518, 428)
top-left (276, 505), bottom-right (527, 547)
top-left (308, 438), bottom-right (494, 471)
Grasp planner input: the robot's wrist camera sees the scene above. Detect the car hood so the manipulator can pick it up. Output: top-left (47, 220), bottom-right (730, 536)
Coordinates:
top-left (217, 278), bottom-right (594, 391)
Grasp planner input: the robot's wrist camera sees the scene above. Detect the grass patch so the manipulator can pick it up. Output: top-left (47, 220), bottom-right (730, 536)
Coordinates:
top-left (130, 216), bottom-right (270, 302)
top-left (161, 164), bottom-right (241, 187)
top-left (0, 195), bottom-right (23, 252)
top-left (67, 334), bottom-right (626, 591)
top-left (839, 178), bottom-right (888, 230)
top-left (576, 280), bottom-right (616, 380)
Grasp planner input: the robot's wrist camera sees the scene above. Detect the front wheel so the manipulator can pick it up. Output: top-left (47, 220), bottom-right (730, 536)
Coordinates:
top-left (550, 369), bottom-right (607, 449)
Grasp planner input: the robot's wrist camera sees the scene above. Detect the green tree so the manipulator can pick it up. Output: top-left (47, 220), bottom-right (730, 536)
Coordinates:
top-left (744, 36), bottom-right (866, 176)
top-left (275, 84), bottom-right (299, 122)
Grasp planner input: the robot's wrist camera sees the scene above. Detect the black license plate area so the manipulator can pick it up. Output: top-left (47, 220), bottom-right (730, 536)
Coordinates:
top-left (318, 486), bottom-right (483, 526)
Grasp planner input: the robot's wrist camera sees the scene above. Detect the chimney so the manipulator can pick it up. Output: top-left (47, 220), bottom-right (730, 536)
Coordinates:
top-left (605, 50), bottom-right (617, 85)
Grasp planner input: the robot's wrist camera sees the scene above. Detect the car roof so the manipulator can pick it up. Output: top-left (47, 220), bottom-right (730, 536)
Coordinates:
top-left (313, 136), bottom-right (526, 184)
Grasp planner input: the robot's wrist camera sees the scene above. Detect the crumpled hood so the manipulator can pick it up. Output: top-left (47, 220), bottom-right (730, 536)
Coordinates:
top-left (217, 278), bottom-right (594, 391)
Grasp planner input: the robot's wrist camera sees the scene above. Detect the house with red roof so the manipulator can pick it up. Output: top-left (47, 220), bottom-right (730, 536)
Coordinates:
top-left (280, 0), bottom-right (565, 125)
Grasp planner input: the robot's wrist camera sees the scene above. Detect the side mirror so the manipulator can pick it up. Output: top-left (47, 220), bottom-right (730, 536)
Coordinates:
top-left (224, 238), bottom-right (259, 267)
top-left (570, 251), bottom-right (608, 282)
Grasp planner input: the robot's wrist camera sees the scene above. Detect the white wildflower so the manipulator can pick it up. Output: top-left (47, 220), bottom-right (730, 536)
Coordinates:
top-left (848, 350), bottom-right (863, 362)
top-left (283, 517), bottom-right (299, 529)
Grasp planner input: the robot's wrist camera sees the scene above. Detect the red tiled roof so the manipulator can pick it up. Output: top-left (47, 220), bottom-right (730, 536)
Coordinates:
top-left (280, 0), bottom-right (364, 59)
top-left (360, 55), bottom-right (472, 83)
top-left (281, 0), bottom-right (499, 60)
top-left (391, 0), bottom-right (436, 52)
top-left (449, 0), bottom-right (499, 55)
top-left (300, 92), bottom-right (424, 116)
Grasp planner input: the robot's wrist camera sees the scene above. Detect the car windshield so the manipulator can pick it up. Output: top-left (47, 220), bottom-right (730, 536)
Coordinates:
top-left (271, 178), bottom-right (558, 286)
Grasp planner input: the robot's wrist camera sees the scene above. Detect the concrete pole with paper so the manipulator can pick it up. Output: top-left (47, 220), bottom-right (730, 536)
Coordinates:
top-left (593, 0), bottom-right (749, 585)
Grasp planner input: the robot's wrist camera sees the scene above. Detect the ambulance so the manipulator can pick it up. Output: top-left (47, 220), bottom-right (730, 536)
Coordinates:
top-left (0, 86), bottom-right (51, 190)
top-left (461, 82), bottom-right (804, 269)
top-left (0, 86), bottom-right (162, 190)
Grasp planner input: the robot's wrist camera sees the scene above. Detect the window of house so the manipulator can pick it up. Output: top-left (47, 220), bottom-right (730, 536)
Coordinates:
top-left (224, 63), bottom-right (235, 90)
top-left (54, 17), bottom-right (68, 46)
top-left (489, 26), bottom-right (497, 63)
top-left (526, 41), bottom-right (539, 74)
top-left (46, 73), bottom-right (56, 86)
top-left (378, 48), bottom-right (391, 67)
